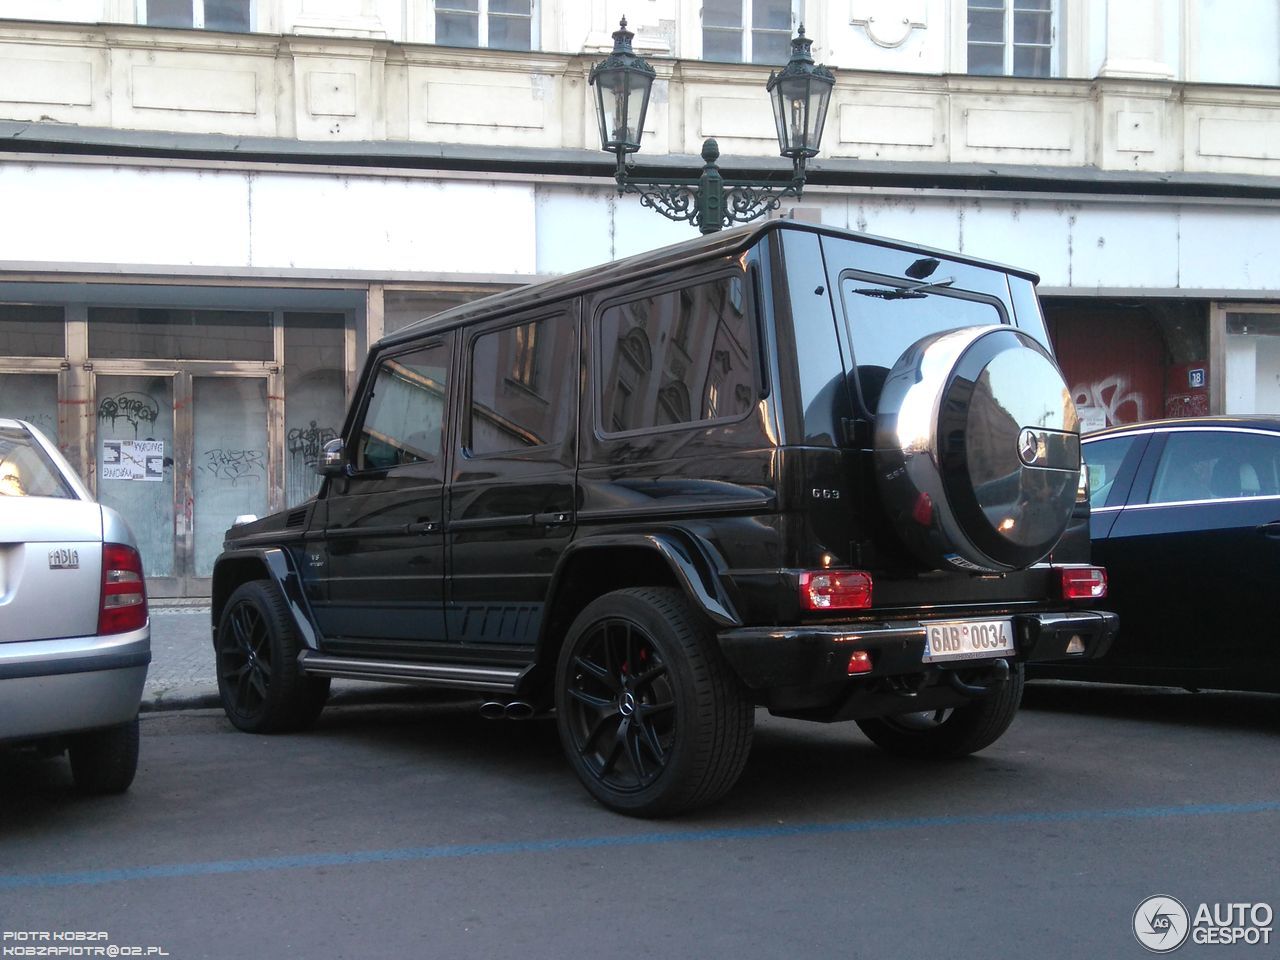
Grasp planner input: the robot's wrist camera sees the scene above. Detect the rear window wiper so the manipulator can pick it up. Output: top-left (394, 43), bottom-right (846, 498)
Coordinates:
top-left (851, 277), bottom-right (955, 300)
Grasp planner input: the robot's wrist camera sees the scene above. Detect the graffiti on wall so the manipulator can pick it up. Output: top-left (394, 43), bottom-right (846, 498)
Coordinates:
top-left (98, 392), bottom-right (160, 436)
top-left (287, 421), bottom-right (339, 468)
top-left (200, 448), bottom-right (265, 485)
top-left (1071, 376), bottom-right (1145, 428)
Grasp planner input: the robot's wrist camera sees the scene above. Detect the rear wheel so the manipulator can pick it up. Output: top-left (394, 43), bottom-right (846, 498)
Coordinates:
top-left (69, 716), bottom-right (139, 795)
top-left (216, 579), bottom-right (329, 734)
top-left (856, 663), bottom-right (1025, 759)
top-left (555, 587), bottom-right (754, 817)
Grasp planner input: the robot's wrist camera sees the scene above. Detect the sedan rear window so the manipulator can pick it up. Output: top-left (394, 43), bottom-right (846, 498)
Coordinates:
top-left (0, 425), bottom-right (76, 499)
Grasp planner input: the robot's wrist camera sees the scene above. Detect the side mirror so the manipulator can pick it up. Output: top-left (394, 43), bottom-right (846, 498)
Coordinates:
top-left (315, 438), bottom-right (348, 477)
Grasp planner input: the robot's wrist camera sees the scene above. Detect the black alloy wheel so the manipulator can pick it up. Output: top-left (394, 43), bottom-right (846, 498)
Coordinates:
top-left (215, 580), bottom-right (329, 734)
top-left (561, 616), bottom-right (677, 794)
top-left (555, 587), bottom-right (754, 817)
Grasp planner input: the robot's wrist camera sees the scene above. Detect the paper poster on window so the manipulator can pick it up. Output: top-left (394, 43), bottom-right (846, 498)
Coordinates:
top-left (102, 440), bottom-right (165, 481)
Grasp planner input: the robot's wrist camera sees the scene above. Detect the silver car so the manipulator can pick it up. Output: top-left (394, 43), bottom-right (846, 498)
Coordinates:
top-left (0, 419), bottom-right (150, 793)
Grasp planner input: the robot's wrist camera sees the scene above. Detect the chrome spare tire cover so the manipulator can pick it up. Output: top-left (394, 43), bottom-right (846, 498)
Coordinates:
top-left (874, 324), bottom-right (1080, 573)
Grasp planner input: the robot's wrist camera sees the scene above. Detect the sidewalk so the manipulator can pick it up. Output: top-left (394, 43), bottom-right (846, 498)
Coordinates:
top-left (143, 602), bottom-right (412, 712)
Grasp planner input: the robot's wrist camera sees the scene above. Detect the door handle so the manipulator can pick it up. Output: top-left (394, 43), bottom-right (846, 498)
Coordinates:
top-left (533, 511), bottom-right (573, 527)
top-left (407, 521), bottom-right (440, 534)
top-left (1255, 521), bottom-right (1280, 539)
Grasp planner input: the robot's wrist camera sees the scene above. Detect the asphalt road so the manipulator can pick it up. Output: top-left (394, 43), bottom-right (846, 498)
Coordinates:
top-left (2, 684), bottom-right (1278, 960)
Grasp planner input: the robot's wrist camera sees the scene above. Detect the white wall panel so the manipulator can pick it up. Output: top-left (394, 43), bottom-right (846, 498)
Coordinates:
top-left (0, 163), bottom-right (250, 266)
top-left (1178, 208), bottom-right (1280, 291)
top-left (1062, 205), bottom-right (1181, 289)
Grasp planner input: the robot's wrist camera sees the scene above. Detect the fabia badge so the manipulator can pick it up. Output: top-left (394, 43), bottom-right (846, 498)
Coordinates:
top-left (48, 547), bottom-right (80, 570)
top-left (1133, 895), bottom-right (1190, 953)
top-left (1017, 427), bottom-right (1043, 467)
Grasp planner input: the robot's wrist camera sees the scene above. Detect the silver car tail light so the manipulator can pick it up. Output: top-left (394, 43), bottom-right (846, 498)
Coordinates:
top-left (99, 543), bottom-right (148, 635)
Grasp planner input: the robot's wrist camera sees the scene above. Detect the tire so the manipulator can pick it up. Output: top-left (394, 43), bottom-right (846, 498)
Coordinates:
top-left (69, 716), bottom-right (139, 795)
top-left (554, 587), bottom-right (754, 817)
top-left (856, 663), bottom-right (1025, 759)
top-left (216, 579), bottom-right (330, 734)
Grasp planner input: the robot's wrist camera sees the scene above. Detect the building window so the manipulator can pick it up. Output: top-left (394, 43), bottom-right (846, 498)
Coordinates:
top-left (436, 0), bottom-right (533, 51)
top-left (703, 0), bottom-right (797, 64)
top-left (967, 0), bottom-right (1054, 77)
top-left (138, 0), bottom-right (252, 31)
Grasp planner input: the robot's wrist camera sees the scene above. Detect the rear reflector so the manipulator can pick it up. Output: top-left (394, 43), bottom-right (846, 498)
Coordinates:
top-left (1058, 566), bottom-right (1107, 600)
top-left (99, 542), bottom-right (148, 635)
top-left (799, 570), bottom-right (873, 611)
top-left (847, 650), bottom-right (873, 675)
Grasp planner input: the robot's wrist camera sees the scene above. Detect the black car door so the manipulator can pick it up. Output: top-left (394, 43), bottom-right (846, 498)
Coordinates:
top-left (446, 304), bottom-right (578, 646)
top-left (311, 337), bottom-right (452, 646)
top-left (1097, 426), bottom-right (1280, 687)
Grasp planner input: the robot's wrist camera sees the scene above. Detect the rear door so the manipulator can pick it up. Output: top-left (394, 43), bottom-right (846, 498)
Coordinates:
top-left (446, 304), bottom-right (579, 646)
top-left (1099, 426), bottom-right (1280, 686)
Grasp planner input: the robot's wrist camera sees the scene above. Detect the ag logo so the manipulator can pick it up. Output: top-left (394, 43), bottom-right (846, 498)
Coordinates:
top-left (1133, 895), bottom-right (1190, 953)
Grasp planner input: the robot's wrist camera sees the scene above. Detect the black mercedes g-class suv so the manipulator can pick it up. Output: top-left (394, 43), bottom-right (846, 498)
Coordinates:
top-left (212, 221), bottom-right (1116, 816)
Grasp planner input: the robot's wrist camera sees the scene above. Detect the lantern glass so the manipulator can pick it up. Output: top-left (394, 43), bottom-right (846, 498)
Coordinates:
top-left (590, 20), bottom-right (656, 155)
top-left (767, 28), bottom-right (835, 160)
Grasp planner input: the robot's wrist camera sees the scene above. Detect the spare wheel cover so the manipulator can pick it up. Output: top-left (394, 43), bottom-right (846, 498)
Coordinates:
top-left (874, 324), bottom-right (1080, 573)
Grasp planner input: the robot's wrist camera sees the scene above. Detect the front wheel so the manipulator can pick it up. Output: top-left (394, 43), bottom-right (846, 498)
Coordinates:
top-left (554, 587), bottom-right (754, 817)
top-left (216, 580), bottom-right (330, 734)
top-left (856, 663), bottom-right (1025, 759)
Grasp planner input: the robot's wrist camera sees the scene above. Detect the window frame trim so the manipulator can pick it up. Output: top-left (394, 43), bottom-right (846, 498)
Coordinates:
top-left (432, 0), bottom-right (539, 51)
top-left (962, 0), bottom-right (1061, 78)
top-left (699, 0), bottom-right (802, 65)
top-left (135, 0), bottom-right (256, 31)
top-left (346, 338), bottom-right (453, 479)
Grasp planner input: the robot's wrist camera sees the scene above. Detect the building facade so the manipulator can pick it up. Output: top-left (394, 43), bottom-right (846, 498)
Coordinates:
top-left (2, 0), bottom-right (1279, 595)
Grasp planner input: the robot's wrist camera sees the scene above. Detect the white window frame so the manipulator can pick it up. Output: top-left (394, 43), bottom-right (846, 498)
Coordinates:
top-left (700, 0), bottom-right (803, 65)
top-left (432, 0), bottom-right (539, 51)
top-left (964, 0), bottom-right (1060, 77)
top-left (135, 0), bottom-right (255, 31)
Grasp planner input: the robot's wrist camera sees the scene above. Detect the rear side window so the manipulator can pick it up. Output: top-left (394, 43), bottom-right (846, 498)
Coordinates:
top-left (0, 425), bottom-right (75, 499)
top-left (598, 274), bottom-right (756, 435)
top-left (467, 311), bottom-right (576, 456)
top-left (356, 344), bottom-right (449, 471)
top-left (1147, 430), bottom-right (1280, 505)
top-left (1082, 434), bottom-right (1141, 508)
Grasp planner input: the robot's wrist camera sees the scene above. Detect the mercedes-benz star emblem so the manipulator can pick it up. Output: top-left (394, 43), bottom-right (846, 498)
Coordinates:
top-left (619, 692), bottom-right (637, 717)
top-left (1018, 428), bottom-right (1041, 466)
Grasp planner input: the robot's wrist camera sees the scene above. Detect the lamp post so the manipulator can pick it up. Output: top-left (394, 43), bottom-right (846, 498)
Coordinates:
top-left (590, 17), bottom-right (835, 235)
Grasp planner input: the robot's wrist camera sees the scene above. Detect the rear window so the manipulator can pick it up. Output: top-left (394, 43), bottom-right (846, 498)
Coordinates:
top-left (0, 425), bottom-right (76, 499)
top-left (838, 274), bottom-right (1005, 413)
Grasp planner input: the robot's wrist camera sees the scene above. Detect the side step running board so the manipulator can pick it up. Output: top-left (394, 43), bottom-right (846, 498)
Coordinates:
top-left (297, 651), bottom-right (522, 692)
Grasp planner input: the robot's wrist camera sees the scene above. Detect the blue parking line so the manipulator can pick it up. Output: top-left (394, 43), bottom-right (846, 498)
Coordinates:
top-left (3, 800), bottom-right (1278, 891)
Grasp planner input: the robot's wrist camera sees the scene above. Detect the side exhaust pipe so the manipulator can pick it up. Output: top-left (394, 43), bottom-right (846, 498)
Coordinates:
top-left (479, 700), bottom-right (537, 720)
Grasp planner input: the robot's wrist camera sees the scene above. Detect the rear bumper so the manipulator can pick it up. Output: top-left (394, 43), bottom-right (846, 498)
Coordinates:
top-left (0, 624), bottom-right (150, 742)
top-left (717, 610), bottom-right (1117, 691)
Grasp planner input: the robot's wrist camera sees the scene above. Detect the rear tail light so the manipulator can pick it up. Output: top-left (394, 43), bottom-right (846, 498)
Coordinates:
top-left (99, 542), bottom-right (148, 635)
top-left (1058, 565), bottom-right (1107, 600)
top-left (799, 570), bottom-right (873, 611)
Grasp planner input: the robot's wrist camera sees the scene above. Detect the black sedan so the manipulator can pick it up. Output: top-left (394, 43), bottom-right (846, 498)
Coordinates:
top-left (1032, 416), bottom-right (1280, 693)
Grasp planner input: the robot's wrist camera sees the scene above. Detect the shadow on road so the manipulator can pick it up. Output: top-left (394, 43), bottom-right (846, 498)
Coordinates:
top-left (1022, 680), bottom-right (1280, 733)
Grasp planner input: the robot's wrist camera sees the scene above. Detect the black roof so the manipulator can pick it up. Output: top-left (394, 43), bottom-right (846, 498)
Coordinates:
top-left (378, 219), bottom-right (1040, 350)
top-left (1084, 416), bottom-right (1280, 439)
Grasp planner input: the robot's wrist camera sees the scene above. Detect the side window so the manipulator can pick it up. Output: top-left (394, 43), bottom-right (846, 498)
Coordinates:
top-left (1082, 435), bottom-right (1140, 508)
top-left (356, 344), bottom-right (449, 472)
top-left (598, 275), bottom-right (756, 435)
top-left (467, 311), bottom-right (576, 456)
top-left (1147, 431), bottom-right (1280, 505)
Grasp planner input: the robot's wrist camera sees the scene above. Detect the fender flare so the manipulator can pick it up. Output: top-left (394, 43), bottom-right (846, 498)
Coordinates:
top-left (212, 547), bottom-right (322, 651)
top-left (547, 531), bottom-right (742, 630)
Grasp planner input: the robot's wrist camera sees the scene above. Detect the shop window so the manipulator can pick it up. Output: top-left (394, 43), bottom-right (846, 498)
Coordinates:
top-left (435, 0), bottom-right (533, 51)
top-left (0, 305), bottom-right (64, 358)
top-left (467, 313), bottom-right (575, 456)
top-left (967, 0), bottom-right (1055, 77)
top-left (193, 377), bottom-right (268, 577)
top-left (1225, 312), bottom-right (1280, 414)
top-left (88, 308), bottom-right (272, 362)
top-left (138, 0), bottom-right (252, 31)
top-left (0, 374), bottom-right (59, 444)
top-left (598, 275), bottom-right (755, 435)
top-left (703, 0), bottom-right (797, 64)
top-left (284, 313), bottom-right (347, 507)
top-left (383, 288), bottom-right (510, 337)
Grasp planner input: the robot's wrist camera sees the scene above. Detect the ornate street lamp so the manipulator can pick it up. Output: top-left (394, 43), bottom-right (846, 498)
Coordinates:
top-left (590, 18), bottom-right (835, 235)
